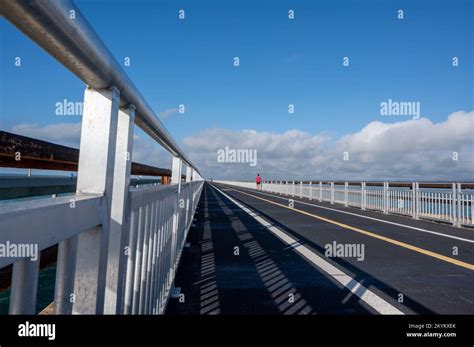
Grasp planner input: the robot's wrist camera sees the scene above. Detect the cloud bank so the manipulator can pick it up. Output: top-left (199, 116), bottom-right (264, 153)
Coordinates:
top-left (182, 111), bottom-right (474, 181)
top-left (8, 111), bottom-right (474, 181)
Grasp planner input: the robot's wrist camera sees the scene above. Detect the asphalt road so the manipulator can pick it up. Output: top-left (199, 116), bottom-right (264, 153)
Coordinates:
top-left (166, 182), bottom-right (474, 315)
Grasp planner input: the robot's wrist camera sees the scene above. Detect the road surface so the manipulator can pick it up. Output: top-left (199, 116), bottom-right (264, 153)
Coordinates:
top-left (166, 182), bottom-right (474, 315)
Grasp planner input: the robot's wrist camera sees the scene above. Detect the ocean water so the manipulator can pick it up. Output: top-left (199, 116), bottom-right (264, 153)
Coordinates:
top-left (0, 265), bottom-right (56, 314)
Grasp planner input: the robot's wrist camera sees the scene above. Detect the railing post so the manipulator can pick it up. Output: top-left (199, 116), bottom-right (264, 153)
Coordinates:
top-left (330, 182), bottom-right (334, 204)
top-left (414, 182), bottom-right (420, 220)
top-left (292, 181), bottom-right (295, 197)
top-left (361, 182), bottom-right (366, 210)
top-left (103, 104), bottom-right (136, 314)
top-left (319, 181), bottom-right (323, 202)
top-left (170, 156), bottom-right (183, 288)
top-left (72, 86), bottom-right (120, 314)
top-left (171, 157), bottom-right (183, 187)
top-left (285, 181), bottom-right (288, 195)
top-left (344, 182), bottom-right (349, 207)
top-left (300, 181), bottom-right (303, 198)
top-left (457, 183), bottom-right (462, 226)
top-left (185, 166), bottom-right (192, 228)
top-left (452, 183), bottom-right (460, 227)
top-left (309, 182), bottom-right (312, 200)
top-left (383, 182), bottom-right (388, 214)
top-left (186, 166), bottom-right (192, 183)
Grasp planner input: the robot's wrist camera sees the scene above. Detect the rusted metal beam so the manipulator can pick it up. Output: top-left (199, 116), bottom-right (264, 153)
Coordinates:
top-left (0, 131), bottom-right (185, 179)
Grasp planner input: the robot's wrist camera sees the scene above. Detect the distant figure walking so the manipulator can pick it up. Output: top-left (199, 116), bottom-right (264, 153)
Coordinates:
top-left (256, 173), bottom-right (262, 190)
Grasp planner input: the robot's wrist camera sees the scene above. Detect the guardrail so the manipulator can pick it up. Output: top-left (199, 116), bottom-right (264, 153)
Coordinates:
top-left (122, 181), bottom-right (203, 314)
top-left (0, 180), bottom-right (203, 314)
top-left (0, 0), bottom-right (204, 314)
top-left (215, 180), bottom-right (474, 228)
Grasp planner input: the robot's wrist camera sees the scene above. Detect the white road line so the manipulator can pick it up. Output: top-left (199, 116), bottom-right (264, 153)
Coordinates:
top-left (210, 184), bottom-right (405, 315)
top-left (222, 185), bottom-right (474, 244)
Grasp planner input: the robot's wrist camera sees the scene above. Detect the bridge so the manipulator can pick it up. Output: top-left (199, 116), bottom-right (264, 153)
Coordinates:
top-left (0, 0), bottom-right (473, 318)
top-left (167, 181), bottom-right (473, 315)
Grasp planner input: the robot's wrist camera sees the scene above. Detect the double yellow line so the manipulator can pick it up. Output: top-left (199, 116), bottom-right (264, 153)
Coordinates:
top-left (226, 187), bottom-right (474, 271)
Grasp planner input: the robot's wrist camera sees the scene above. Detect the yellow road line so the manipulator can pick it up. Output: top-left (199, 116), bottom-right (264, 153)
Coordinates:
top-left (225, 186), bottom-right (474, 271)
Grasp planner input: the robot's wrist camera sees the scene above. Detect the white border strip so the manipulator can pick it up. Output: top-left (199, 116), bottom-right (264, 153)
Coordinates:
top-left (210, 184), bottom-right (405, 315)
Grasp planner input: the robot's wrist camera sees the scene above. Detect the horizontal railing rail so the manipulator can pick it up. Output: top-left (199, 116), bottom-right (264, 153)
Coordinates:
top-left (215, 180), bottom-right (474, 228)
top-left (0, 181), bottom-right (203, 314)
top-left (0, 194), bottom-right (102, 270)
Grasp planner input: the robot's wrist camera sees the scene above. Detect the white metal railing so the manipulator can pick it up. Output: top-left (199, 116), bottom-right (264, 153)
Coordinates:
top-left (215, 180), bottom-right (474, 228)
top-left (0, 180), bottom-right (203, 314)
top-left (122, 181), bottom-right (203, 314)
top-left (0, 0), bottom-right (204, 315)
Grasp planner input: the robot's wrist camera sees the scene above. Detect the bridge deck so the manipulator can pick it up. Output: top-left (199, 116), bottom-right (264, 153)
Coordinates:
top-left (166, 182), bottom-right (474, 315)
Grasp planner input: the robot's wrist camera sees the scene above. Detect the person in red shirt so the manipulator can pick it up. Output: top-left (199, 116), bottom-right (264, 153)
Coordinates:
top-left (256, 174), bottom-right (262, 190)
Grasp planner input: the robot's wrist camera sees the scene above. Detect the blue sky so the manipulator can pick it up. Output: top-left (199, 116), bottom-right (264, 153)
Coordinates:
top-left (0, 0), bottom-right (472, 180)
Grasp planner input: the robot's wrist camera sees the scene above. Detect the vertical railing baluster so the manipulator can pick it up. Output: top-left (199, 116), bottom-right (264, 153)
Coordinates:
top-left (9, 257), bottom-right (40, 314)
top-left (144, 201), bottom-right (155, 313)
top-left (132, 205), bottom-right (145, 314)
top-left (138, 203), bottom-right (151, 314)
top-left (148, 200), bottom-right (158, 314)
top-left (54, 236), bottom-right (78, 314)
top-left (123, 206), bottom-right (138, 314)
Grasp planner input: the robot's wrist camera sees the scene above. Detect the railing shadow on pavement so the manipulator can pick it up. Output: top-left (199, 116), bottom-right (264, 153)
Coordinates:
top-left (214, 187), bottom-right (437, 315)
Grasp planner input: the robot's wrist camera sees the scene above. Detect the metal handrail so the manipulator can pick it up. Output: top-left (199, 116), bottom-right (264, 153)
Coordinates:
top-left (0, 0), bottom-right (198, 172)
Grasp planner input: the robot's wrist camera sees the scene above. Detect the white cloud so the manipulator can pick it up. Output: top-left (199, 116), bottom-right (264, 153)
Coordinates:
top-left (11, 122), bottom-right (82, 148)
top-left (183, 111), bottom-right (474, 181)
top-left (8, 111), bottom-right (473, 181)
top-left (158, 107), bottom-right (179, 120)
top-left (9, 122), bottom-right (171, 169)
top-left (130, 132), bottom-right (171, 168)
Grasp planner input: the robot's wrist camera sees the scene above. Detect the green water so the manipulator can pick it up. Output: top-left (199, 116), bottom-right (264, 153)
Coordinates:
top-left (0, 265), bottom-right (57, 314)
